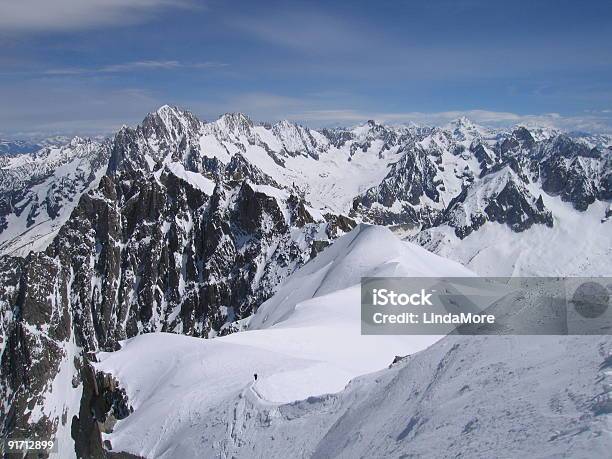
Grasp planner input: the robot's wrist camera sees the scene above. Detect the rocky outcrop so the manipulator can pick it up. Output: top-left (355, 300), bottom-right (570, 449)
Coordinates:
top-left (440, 169), bottom-right (553, 239)
top-left (71, 359), bottom-right (133, 459)
top-left (351, 122), bottom-right (609, 235)
top-left (352, 145), bottom-right (443, 227)
top-left (540, 155), bottom-right (599, 210)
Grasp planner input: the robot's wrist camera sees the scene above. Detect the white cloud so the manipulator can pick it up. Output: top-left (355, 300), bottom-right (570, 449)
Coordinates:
top-left (231, 9), bottom-right (365, 54)
top-left (0, 0), bottom-right (195, 33)
top-left (43, 60), bottom-right (226, 76)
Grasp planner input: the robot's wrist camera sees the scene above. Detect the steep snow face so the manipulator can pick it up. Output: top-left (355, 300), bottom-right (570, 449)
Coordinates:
top-left (248, 224), bottom-right (473, 330)
top-left (0, 138), bottom-right (110, 256)
top-left (95, 225), bottom-right (474, 458)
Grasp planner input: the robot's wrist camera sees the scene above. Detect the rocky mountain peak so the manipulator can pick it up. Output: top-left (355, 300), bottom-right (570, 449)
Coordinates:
top-left (274, 119), bottom-right (296, 129)
top-left (511, 126), bottom-right (535, 145)
top-left (449, 116), bottom-right (489, 144)
top-left (271, 119), bottom-right (305, 137)
top-left (215, 112), bottom-right (254, 135)
top-left (68, 136), bottom-right (89, 147)
top-left (141, 105), bottom-right (201, 142)
top-left (452, 116), bottom-right (475, 128)
top-left (442, 166), bottom-right (553, 238)
top-left (449, 116), bottom-right (482, 134)
top-left (155, 103), bottom-right (176, 115)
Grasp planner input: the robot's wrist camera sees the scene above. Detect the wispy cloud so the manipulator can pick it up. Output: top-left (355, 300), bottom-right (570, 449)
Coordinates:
top-left (43, 60), bottom-right (227, 76)
top-left (230, 7), bottom-right (371, 55)
top-left (0, 0), bottom-right (196, 33)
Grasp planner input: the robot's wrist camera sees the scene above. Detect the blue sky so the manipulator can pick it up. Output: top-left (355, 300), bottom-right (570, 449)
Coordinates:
top-left (1, 0), bottom-right (611, 137)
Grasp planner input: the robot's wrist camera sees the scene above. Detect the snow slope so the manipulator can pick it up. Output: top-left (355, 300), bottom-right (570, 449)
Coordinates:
top-left (95, 225), bottom-right (473, 457)
top-left (415, 191), bottom-right (612, 276)
top-left (213, 335), bottom-right (609, 459)
top-left (306, 335), bottom-right (612, 459)
top-left (3, 107), bottom-right (611, 457)
top-left (97, 281), bottom-right (612, 457)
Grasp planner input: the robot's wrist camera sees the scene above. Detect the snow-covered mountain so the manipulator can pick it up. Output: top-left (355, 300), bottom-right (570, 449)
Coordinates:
top-left (2, 106), bottom-right (610, 258)
top-left (0, 139), bottom-right (41, 155)
top-left (0, 136), bottom-right (76, 156)
top-left (0, 105), bottom-right (611, 458)
top-left (0, 137), bottom-right (110, 256)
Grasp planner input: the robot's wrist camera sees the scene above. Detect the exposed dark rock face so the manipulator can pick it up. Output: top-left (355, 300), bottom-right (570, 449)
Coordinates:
top-left (225, 153), bottom-right (280, 187)
top-left (352, 145), bottom-right (443, 227)
top-left (535, 136), bottom-right (607, 211)
top-left (72, 359), bottom-right (133, 459)
top-left (471, 142), bottom-right (496, 169)
top-left (0, 251), bottom-right (72, 451)
top-left (323, 214), bottom-right (357, 239)
top-left (512, 126), bottom-right (536, 150)
top-left (540, 156), bottom-right (598, 210)
top-left (483, 178), bottom-right (553, 231)
top-left (356, 147), bottom-right (441, 206)
top-left (600, 169), bottom-right (612, 201)
top-left (442, 169), bottom-right (554, 239)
